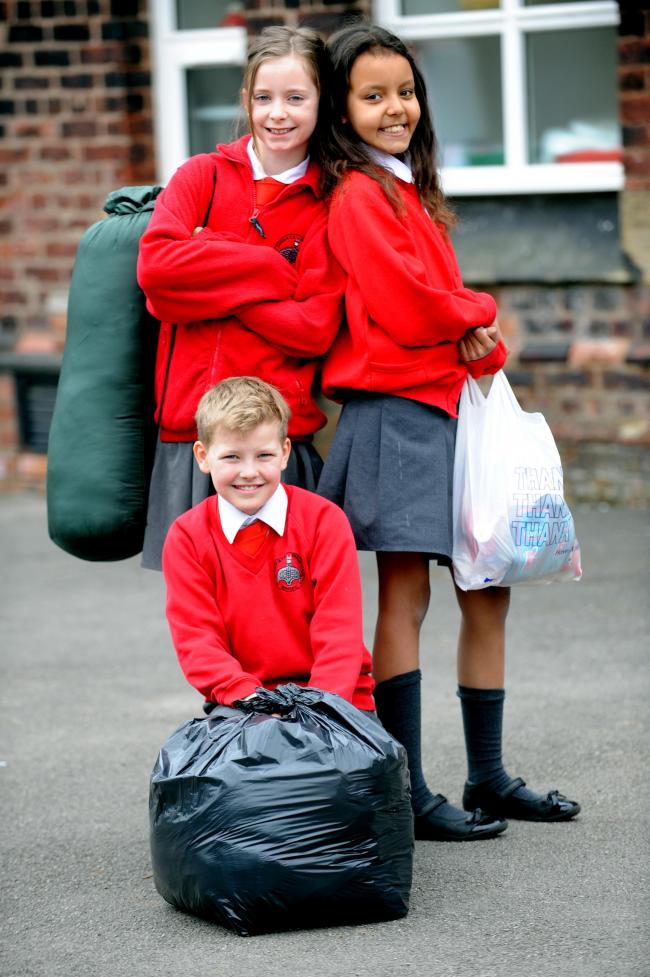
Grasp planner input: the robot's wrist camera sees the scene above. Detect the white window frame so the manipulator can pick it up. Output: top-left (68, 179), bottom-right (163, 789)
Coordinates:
top-left (150, 0), bottom-right (247, 184)
top-left (374, 0), bottom-right (623, 195)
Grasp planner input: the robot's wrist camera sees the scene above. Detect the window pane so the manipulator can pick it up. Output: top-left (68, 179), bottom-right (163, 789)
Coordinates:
top-left (187, 66), bottom-right (244, 155)
top-left (402, 0), bottom-right (499, 14)
top-left (176, 0), bottom-right (243, 30)
top-left (416, 36), bottom-right (503, 166)
top-left (527, 28), bottom-right (621, 164)
top-left (524, 0), bottom-right (593, 5)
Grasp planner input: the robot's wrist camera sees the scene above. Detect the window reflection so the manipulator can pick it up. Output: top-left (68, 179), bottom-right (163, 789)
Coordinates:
top-left (402, 0), bottom-right (499, 13)
top-left (527, 28), bottom-right (620, 164)
top-left (176, 0), bottom-right (244, 30)
top-left (187, 66), bottom-right (244, 156)
top-left (417, 36), bottom-right (503, 167)
top-left (524, 0), bottom-right (591, 5)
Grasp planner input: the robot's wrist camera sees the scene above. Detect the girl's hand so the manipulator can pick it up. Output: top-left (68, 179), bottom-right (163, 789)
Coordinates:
top-left (192, 226), bottom-right (203, 237)
top-left (458, 320), bottom-right (502, 362)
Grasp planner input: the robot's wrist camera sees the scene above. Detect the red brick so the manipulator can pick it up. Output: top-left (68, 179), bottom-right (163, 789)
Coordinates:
top-left (83, 143), bottom-right (129, 161)
top-left (568, 339), bottom-right (631, 367)
top-left (619, 68), bottom-right (645, 91)
top-left (622, 148), bottom-right (650, 177)
top-left (80, 45), bottom-right (122, 65)
top-left (0, 147), bottom-right (29, 163)
top-left (0, 435), bottom-right (19, 454)
top-left (0, 290), bottom-right (28, 304)
top-left (25, 266), bottom-right (62, 281)
top-left (40, 145), bottom-right (72, 160)
top-left (620, 96), bottom-right (650, 125)
top-left (61, 119), bottom-right (97, 137)
top-left (619, 39), bottom-right (650, 66)
top-left (45, 241), bottom-right (78, 258)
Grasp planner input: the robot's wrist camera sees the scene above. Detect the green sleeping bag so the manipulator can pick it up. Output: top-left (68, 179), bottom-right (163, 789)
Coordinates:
top-left (47, 185), bottom-right (163, 561)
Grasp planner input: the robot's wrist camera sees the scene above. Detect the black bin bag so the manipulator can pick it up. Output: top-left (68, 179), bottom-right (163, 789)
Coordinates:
top-left (149, 685), bottom-right (414, 936)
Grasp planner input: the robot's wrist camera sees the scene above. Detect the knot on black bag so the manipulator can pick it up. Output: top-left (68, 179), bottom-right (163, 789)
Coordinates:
top-left (234, 684), bottom-right (324, 715)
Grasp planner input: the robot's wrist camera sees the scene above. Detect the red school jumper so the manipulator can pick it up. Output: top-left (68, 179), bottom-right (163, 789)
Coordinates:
top-left (162, 485), bottom-right (375, 710)
top-left (321, 171), bottom-right (507, 411)
top-left (137, 136), bottom-right (345, 442)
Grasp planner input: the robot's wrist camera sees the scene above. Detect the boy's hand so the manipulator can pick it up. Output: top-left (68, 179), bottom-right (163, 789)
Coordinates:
top-left (458, 320), bottom-right (502, 362)
top-left (242, 691), bottom-right (280, 717)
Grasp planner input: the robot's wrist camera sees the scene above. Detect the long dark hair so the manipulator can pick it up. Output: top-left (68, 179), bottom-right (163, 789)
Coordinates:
top-left (320, 24), bottom-right (454, 226)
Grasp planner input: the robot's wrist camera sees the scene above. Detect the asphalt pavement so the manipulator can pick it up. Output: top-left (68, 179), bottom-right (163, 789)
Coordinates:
top-left (1, 495), bottom-right (648, 977)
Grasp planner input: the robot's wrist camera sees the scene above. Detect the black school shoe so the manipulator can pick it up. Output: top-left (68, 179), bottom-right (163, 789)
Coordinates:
top-left (413, 794), bottom-right (507, 842)
top-left (463, 777), bottom-right (581, 822)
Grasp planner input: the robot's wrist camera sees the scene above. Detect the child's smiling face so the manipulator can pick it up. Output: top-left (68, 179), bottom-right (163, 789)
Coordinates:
top-left (345, 50), bottom-right (421, 157)
top-left (193, 422), bottom-right (291, 516)
top-left (244, 54), bottom-right (319, 175)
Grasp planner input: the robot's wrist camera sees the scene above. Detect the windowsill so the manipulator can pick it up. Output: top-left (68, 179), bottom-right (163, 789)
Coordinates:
top-left (441, 161), bottom-right (624, 197)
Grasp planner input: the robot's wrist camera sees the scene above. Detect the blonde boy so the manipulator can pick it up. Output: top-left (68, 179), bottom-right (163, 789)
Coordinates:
top-left (162, 377), bottom-right (374, 710)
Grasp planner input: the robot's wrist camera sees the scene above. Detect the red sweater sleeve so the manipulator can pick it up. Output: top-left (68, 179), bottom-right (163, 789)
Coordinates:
top-left (137, 155), bottom-right (298, 324)
top-left (162, 519), bottom-right (260, 705)
top-left (305, 503), bottom-right (366, 702)
top-left (236, 210), bottom-right (345, 358)
top-left (329, 178), bottom-right (497, 347)
top-left (465, 338), bottom-right (508, 378)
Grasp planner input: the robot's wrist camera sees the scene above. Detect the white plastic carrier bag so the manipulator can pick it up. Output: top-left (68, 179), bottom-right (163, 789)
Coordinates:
top-left (452, 371), bottom-right (582, 591)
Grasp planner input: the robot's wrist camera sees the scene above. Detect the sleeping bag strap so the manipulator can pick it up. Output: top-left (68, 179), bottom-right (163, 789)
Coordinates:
top-left (157, 163), bottom-right (218, 432)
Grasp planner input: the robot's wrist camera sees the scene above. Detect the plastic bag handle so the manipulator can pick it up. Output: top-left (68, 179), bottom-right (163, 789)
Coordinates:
top-left (461, 375), bottom-right (487, 410)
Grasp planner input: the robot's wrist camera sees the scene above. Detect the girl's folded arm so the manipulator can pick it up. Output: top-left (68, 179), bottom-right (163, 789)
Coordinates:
top-left (236, 212), bottom-right (346, 358)
top-left (465, 339), bottom-right (508, 378)
top-left (137, 158), bottom-right (298, 324)
top-left (330, 184), bottom-right (496, 347)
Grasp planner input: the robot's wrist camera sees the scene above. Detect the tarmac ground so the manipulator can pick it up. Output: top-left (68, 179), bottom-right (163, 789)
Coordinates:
top-left (1, 495), bottom-right (649, 977)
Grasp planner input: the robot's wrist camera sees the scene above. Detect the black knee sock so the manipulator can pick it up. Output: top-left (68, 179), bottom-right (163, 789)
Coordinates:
top-left (458, 685), bottom-right (546, 803)
top-left (457, 685), bottom-right (512, 793)
top-left (374, 670), bottom-right (433, 813)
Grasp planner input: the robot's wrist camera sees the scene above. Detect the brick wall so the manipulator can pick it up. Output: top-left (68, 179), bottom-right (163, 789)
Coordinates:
top-left (0, 0), bottom-right (154, 488)
top-left (496, 282), bottom-right (650, 506)
top-left (619, 3), bottom-right (650, 192)
top-left (0, 0), bottom-right (155, 355)
top-left (619, 4), bottom-right (650, 285)
top-left (0, 1), bottom-right (648, 503)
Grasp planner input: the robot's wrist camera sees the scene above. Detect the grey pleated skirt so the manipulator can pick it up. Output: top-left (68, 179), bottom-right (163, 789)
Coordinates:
top-left (141, 438), bottom-right (323, 570)
top-left (317, 395), bottom-right (456, 562)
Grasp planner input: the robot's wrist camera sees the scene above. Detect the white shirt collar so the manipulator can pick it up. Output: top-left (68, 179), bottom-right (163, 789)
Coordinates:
top-left (366, 146), bottom-right (414, 184)
top-left (247, 138), bottom-right (310, 184)
top-left (218, 483), bottom-right (288, 544)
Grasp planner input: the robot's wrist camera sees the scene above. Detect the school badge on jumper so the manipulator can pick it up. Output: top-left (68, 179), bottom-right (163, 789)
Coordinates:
top-left (274, 233), bottom-right (302, 265)
top-left (275, 552), bottom-right (305, 592)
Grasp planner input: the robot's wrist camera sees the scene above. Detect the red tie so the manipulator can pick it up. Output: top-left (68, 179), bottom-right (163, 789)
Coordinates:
top-left (233, 521), bottom-right (270, 556)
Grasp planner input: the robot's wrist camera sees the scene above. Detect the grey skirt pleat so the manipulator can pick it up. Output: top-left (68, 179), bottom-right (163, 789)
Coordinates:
top-left (317, 395), bottom-right (456, 561)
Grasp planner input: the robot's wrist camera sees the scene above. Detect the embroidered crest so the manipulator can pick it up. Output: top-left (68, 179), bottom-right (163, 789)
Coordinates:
top-left (275, 552), bottom-right (305, 591)
top-left (274, 233), bottom-right (302, 265)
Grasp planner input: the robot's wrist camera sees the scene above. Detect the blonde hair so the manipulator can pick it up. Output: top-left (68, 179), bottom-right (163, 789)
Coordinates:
top-left (195, 377), bottom-right (290, 446)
